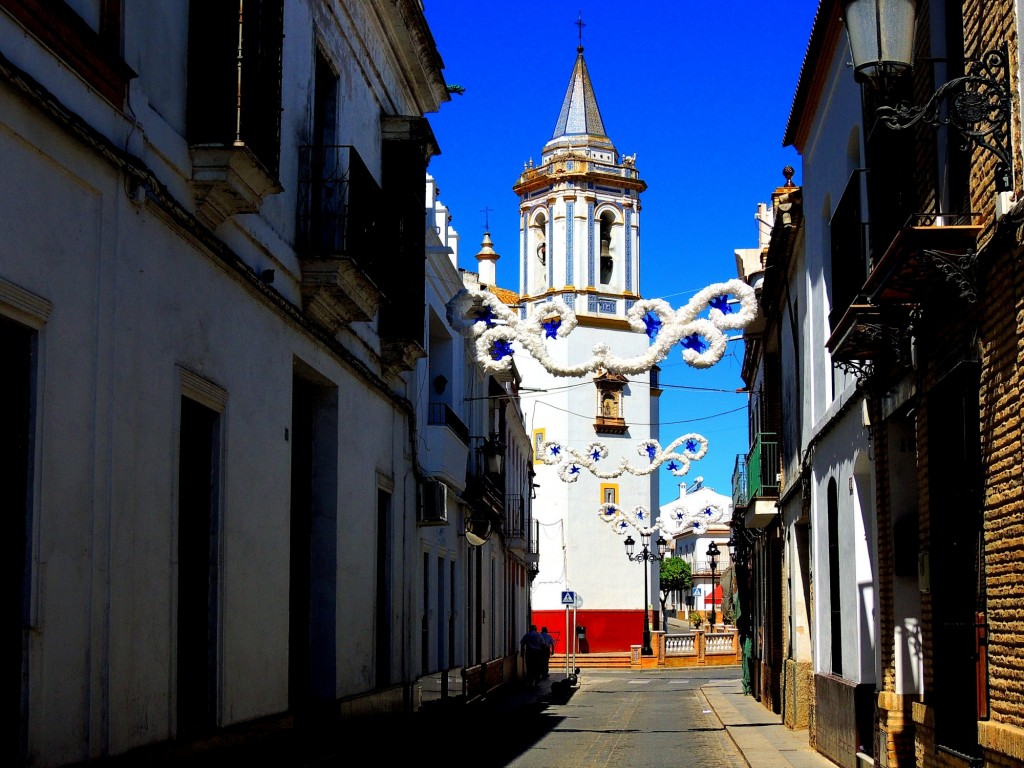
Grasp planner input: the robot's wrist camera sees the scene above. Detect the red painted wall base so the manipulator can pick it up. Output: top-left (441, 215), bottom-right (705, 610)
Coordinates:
top-left (530, 609), bottom-right (661, 654)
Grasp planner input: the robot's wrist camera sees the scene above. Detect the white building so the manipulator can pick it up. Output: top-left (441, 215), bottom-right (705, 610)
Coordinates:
top-left (509, 43), bottom-right (661, 654)
top-left (0, 3), bottom-right (530, 765)
top-left (418, 175), bottom-right (535, 701)
top-left (661, 481), bottom-right (733, 621)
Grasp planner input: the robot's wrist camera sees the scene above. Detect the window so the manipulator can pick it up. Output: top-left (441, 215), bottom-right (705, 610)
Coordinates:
top-left (599, 210), bottom-right (615, 284)
top-left (187, 0), bottom-right (284, 176)
top-left (601, 484), bottom-right (618, 506)
top-left (533, 429), bottom-right (545, 462)
top-left (1, 0), bottom-right (134, 105)
top-left (530, 212), bottom-right (548, 293)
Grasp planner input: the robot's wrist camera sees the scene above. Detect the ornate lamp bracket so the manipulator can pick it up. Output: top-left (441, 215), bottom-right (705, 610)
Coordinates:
top-left (877, 46), bottom-right (1014, 192)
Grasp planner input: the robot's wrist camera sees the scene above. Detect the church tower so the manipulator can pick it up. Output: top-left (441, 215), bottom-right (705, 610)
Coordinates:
top-left (513, 43), bottom-right (645, 315)
top-left (515, 40), bottom-right (661, 654)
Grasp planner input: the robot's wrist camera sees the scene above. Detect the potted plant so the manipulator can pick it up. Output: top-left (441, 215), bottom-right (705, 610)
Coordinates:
top-left (689, 610), bottom-right (703, 629)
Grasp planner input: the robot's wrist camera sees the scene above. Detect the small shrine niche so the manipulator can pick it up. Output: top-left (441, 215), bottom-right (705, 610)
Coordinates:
top-left (594, 370), bottom-right (628, 434)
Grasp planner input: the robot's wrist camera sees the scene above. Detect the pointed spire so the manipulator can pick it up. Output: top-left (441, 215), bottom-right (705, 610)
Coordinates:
top-left (550, 49), bottom-right (609, 143)
top-left (475, 230), bottom-right (499, 287)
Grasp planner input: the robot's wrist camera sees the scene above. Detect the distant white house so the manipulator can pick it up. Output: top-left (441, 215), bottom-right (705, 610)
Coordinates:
top-left (660, 482), bottom-right (733, 618)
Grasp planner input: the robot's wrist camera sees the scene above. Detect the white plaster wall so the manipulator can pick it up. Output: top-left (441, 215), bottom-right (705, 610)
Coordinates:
top-left (2, 1), bottom-right (449, 763)
top-left (783, 28), bottom-right (881, 684)
top-left (520, 324), bottom-right (656, 614)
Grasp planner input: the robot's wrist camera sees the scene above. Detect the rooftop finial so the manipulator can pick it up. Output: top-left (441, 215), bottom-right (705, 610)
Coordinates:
top-left (783, 165), bottom-right (796, 187)
top-left (480, 205), bottom-right (494, 231)
top-left (576, 11), bottom-right (585, 52)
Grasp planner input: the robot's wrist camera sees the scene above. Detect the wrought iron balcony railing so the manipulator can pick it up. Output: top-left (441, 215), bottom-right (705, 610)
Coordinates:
top-left (747, 432), bottom-right (779, 500)
top-left (503, 494), bottom-right (526, 538)
top-left (732, 453), bottom-right (749, 509)
top-left (426, 402), bottom-right (470, 446)
top-left (296, 144), bottom-right (380, 260)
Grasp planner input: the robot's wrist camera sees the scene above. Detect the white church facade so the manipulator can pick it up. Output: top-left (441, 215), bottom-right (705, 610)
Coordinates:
top-left (510, 44), bottom-right (662, 654)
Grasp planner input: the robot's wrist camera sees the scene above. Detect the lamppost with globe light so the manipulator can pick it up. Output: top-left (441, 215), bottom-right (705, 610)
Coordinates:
top-left (706, 540), bottom-right (720, 627)
top-left (624, 533), bottom-right (667, 655)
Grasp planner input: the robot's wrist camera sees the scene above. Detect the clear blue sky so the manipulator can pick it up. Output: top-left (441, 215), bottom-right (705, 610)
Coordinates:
top-left (422, 1), bottom-right (821, 504)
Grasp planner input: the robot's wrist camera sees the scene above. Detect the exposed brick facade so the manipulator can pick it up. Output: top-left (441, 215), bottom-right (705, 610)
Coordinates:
top-left (775, 2), bottom-right (1023, 768)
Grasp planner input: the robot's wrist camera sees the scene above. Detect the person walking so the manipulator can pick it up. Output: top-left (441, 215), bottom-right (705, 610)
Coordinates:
top-left (539, 626), bottom-right (556, 678)
top-left (520, 625), bottom-right (545, 686)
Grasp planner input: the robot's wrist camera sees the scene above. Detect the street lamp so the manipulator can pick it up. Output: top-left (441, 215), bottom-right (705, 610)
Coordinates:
top-left (624, 533), bottom-right (667, 655)
top-left (706, 540), bottom-right (720, 627)
top-left (841, 0), bottom-right (1014, 191)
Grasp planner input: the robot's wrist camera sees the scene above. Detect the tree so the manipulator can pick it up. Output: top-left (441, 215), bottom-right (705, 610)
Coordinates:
top-left (659, 557), bottom-right (692, 631)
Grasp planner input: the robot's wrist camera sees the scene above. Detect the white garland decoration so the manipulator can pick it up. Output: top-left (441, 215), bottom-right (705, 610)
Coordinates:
top-left (598, 503), bottom-right (659, 537)
top-left (539, 434), bottom-right (708, 481)
top-left (657, 501), bottom-right (728, 537)
top-left (599, 498), bottom-right (727, 540)
top-left (445, 278), bottom-right (758, 377)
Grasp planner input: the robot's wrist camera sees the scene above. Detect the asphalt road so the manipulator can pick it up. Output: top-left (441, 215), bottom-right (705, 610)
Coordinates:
top-left (465, 667), bottom-right (747, 768)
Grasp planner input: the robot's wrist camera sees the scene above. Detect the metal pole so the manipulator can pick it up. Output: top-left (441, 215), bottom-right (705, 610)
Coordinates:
top-left (565, 603), bottom-right (570, 677)
top-left (710, 563), bottom-right (717, 627)
top-left (571, 604), bottom-right (577, 675)
top-left (642, 550), bottom-right (652, 654)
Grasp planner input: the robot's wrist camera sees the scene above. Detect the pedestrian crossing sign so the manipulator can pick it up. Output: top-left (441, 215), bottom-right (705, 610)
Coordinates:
top-left (561, 590), bottom-right (576, 605)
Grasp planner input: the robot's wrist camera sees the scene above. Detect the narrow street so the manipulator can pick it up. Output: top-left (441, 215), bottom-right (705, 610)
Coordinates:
top-left (478, 669), bottom-right (748, 768)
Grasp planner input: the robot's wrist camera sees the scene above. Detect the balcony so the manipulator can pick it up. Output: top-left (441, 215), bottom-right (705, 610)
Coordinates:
top-left (826, 213), bottom-right (982, 377)
top-left (863, 213), bottom-right (983, 305)
top-left (427, 402), bottom-right (470, 444)
top-left (527, 519), bottom-right (540, 571)
top-left (296, 145), bottom-right (383, 330)
top-left (503, 494), bottom-right (529, 554)
top-left (461, 439), bottom-right (505, 518)
top-left (421, 403), bottom-right (470, 490)
top-left (744, 432), bottom-right (778, 529)
top-left (732, 454), bottom-right (748, 509)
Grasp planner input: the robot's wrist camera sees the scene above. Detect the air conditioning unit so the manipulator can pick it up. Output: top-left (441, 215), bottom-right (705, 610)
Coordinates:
top-left (420, 479), bottom-right (448, 525)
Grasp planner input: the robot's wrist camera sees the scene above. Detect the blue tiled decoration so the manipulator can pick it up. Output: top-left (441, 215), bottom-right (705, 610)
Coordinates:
top-left (566, 201), bottom-right (574, 286)
top-left (625, 207), bottom-right (633, 291)
top-left (587, 202), bottom-right (595, 286)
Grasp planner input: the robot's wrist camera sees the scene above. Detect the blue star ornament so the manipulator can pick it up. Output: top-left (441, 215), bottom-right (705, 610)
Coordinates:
top-left (642, 312), bottom-right (662, 339)
top-left (569, 465), bottom-right (581, 476)
top-left (590, 449), bottom-right (602, 462)
top-left (549, 445), bottom-right (561, 457)
top-left (682, 334), bottom-right (708, 353)
top-left (709, 294), bottom-right (733, 314)
top-left (542, 318), bottom-right (561, 338)
top-left (474, 306), bottom-right (498, 327)
top-left (685, 438), bottom-right (699, 453)
top-left (645, 444), bottom-right (657, 459)
top-left (666, 460), bottom-right (679, 472)
top-left (490, 339), bottom-right (514, 361)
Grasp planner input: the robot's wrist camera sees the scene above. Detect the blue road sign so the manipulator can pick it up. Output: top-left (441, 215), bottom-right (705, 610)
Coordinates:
top-left (561, 590), bottom-right (576, 605)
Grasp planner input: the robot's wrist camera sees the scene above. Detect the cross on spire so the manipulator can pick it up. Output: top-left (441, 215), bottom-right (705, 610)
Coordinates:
top-left (480, 205), bottom-right (494, 231)
top-left (576, 12), bottom-right (585, 51)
